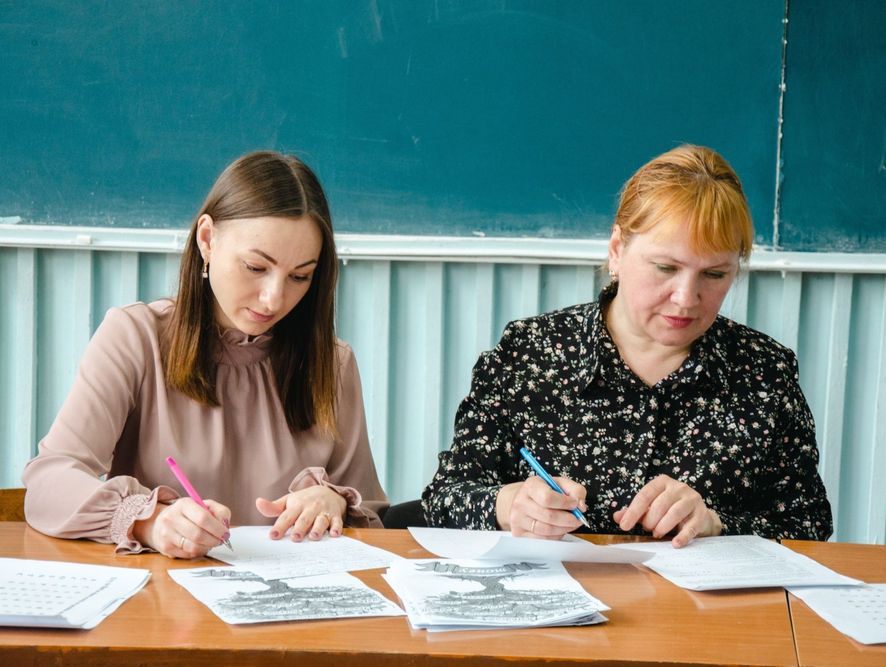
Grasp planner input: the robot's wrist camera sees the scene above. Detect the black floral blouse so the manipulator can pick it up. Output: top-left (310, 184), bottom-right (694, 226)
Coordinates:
top-left (422, 283), bottom-right (833, 540)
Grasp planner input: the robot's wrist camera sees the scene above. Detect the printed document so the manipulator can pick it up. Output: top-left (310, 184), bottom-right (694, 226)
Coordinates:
top-left (616, 535), bottom-right (862, 590)
top-left (384, 558), bottom-right (608, 631)
top-left (788, 584), bottom-right (886, 645)
top-left (0, 558), bottom-right (149, 629)
top-left (170, 566), bottom-right (404, 625)
top-left (207, 526), bottom-right (402, 580)
top-left (409, 527), bottom-right (652, 564)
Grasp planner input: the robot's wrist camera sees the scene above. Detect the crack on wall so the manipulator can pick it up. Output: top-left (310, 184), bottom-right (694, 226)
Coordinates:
top-left (772, 0), bottom-right (790, 250)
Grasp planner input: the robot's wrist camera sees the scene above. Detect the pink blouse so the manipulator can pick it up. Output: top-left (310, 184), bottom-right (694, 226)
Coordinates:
top-left (23, 300), bottom-right (388, 552)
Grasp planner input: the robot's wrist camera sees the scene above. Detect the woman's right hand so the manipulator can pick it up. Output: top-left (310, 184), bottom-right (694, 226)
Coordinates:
top-left (495, 476), bottom-right (587, 540)
top-left (132, 498), bottom-right (231, 559)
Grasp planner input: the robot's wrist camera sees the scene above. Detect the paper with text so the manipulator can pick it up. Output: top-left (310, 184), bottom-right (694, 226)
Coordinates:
top-left (0, 558), bottom-right (149, 629)
top-left (207, 526), bottom-right (402, 580)
top-left (616, 536), bottom-right (863, 590)
top-left (409, 527), bottom-right (652, 564)
top-left (789, 584), bottom-right (886, 645)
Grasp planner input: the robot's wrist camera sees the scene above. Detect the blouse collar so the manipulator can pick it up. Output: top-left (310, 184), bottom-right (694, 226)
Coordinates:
top-left (580, 281), bottom-right (730, 393)
top-left (214, 327), bottom-right (273, 366)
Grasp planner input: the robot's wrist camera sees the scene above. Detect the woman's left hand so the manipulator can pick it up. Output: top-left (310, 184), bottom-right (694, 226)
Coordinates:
top-left (613, 474), bottom-right (723, 548)
top-left (255, 486), bottom-right (347, 542)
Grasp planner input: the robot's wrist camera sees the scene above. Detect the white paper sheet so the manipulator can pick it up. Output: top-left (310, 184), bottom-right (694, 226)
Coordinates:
top-left (207, 526), bottom-right (402, 580)
top-left (169, 566), bottom-right (404, 624)
top-left (788, 584), bottom-right (886, 645)
top-left (0, 558), bottom-right (150, 629)
top-left (408, 527), bottom-right (652, 564)
top-left (384, 557), bottom-right (608, 631)
top-left (616, 536), bottom-right (863, 590)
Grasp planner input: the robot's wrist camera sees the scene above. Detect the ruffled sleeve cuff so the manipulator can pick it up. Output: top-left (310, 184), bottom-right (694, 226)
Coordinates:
top-left (288, 466), bottom-right (378, 528)
top-left (110, 485), bottom-right (179, 554)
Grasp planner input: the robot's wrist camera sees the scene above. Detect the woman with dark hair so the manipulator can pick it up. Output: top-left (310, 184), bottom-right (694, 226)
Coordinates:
top-left (23, 151), bottom-right (387, 558)
top-left (422, 145), bottom-right (832, 547)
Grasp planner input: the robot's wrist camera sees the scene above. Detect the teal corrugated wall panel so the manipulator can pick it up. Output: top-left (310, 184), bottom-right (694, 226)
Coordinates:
top-left (0, 248), bottom-right (36, 485)
top-left (840, 276), bottom-right (886, 544)
top-left (35, 250), bottom-right (89, 448)
top-left (93, 251), bottom-right (140, 328)
top-left (440, 264), bottom-right (488, 463)
top-left (1, 244), bottom-right (885, 544)
top-left (336, 259), bottom-right (392, 492)
top-left (386, 262), bottom-right (438, 496)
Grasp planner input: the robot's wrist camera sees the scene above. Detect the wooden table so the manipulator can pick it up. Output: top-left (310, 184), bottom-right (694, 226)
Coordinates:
top-left (783, 540), bottom-right (886, 666)
top-left (0, 523), bottom-right (798, 666)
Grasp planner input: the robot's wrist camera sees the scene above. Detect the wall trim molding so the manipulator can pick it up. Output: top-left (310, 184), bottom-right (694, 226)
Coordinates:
top-left (2, 223), bottom-right (886, 273)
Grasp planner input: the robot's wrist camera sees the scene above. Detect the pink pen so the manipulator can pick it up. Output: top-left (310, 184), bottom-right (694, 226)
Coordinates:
top-left (165, 456), bottom-right (233, 551)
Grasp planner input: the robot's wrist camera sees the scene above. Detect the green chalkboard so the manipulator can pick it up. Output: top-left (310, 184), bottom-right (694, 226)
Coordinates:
top-left (779, 0), bottom-right (886, 252)
top-left (0, 2), bottom-right (803, 246)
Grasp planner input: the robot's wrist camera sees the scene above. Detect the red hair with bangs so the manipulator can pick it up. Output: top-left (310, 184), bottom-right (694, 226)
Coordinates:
top-left (615, 145), bottom-right (753, 260)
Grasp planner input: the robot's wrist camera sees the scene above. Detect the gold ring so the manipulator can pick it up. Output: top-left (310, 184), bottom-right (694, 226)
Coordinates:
top-left (179, 535), bottom-right (187, 550)
top-left (530, 519), bottom-right (537, 534)
top-left (319, 511), bottom-right (332, 521)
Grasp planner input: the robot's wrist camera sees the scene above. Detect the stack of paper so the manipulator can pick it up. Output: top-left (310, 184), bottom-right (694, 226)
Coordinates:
top-left (176, 526), bottom-right (648, 629)
top-left (379, 529), bottom-right (648, 632)
top-left (407, 527), bottom-right (654, 564)
top-left (615, 536), bottom-right (863, 590)
top-left (384, 557), bottom-right (609, 632)
top-left (0, 558), bottom-right (150, 629)
top-left (169, 567), bottom-right (404, 625)
top-left (172, 526), bottom-right (406, 624)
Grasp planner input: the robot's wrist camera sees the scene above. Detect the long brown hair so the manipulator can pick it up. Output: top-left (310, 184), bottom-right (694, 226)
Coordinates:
top-left (164, 151), bottom-right (339, 434)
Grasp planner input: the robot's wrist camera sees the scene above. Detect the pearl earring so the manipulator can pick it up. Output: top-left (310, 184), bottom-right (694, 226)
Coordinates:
top-left (202, 262), bottom-right (209, 279)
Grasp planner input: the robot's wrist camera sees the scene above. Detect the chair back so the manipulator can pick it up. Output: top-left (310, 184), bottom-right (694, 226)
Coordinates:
top-left (381, 499), bottom-right (427, 529)
top-left (0, 487), bottom-right (26, 521)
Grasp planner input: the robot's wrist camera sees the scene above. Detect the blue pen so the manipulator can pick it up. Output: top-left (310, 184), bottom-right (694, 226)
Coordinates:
top-left (519, 447), bottom-right (591, 529)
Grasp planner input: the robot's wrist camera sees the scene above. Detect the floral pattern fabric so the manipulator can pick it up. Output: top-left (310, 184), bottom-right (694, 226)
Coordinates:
top-left (422, 283), bottom-right (833, 540)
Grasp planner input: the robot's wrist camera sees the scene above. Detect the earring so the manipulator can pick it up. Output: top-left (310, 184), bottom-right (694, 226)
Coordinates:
top-left (608, 269), bottom-right (617, 280)
top-left (201, 262), bottom-right (209, 279)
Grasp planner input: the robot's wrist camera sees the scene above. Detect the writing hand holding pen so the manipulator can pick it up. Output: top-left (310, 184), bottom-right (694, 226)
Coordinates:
top-left (130, 457), bottom-right (233, 559)
top-left (494, 447), bottom-right (590, 539)
top-left (166, 456), bottom-right (233, 550)
top-left (519, 448), bottom-right (591, 529)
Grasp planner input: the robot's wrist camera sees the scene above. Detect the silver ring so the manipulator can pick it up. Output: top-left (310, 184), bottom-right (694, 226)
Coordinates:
top-left (530, 519), bottom-right (537, 534)
top-left (179, 535), bottom-right (187, 550)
